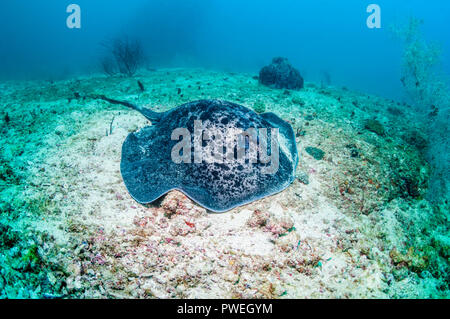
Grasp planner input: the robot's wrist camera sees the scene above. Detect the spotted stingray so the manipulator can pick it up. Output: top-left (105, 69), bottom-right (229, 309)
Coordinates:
top-left (95, 96), bottom-right (298, 212)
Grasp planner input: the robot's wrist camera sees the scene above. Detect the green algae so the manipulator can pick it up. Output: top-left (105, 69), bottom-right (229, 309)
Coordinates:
top-left (305, 146), bottom-right (325, 160)
top-left (21, 244), bottom-right (41, 269)
top-left (0, 156), bottom-right (20, 186)
top-left (253, 100), bottom-right (266, 113)
top-left (364, 119), bottom-right (385, 136)
top-left (0, 223), bottom-right (18, 249)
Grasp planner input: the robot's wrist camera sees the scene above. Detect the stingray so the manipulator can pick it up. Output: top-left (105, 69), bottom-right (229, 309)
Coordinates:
top-left (94, 95), bottom-right (298, 212)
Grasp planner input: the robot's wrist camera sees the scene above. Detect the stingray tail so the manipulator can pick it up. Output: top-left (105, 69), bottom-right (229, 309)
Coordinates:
top-left (91, 94), bottom-right (162, 123)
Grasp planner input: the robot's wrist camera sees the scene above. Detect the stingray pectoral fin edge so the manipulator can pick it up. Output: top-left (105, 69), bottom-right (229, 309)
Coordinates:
top-left (260, 112), bottom-right (299, 178)
top-left (120, 163), bottom-right (174, 204)
top-left (119, 129), bottom-right (176, 204)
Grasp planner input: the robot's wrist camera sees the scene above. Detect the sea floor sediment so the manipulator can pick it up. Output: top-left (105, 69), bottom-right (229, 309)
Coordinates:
top-left (0, 69), bottom-right (448, 298)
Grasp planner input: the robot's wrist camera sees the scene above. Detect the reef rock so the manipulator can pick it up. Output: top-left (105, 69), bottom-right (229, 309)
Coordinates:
top-left (259, 57), bottom-right (304, 90)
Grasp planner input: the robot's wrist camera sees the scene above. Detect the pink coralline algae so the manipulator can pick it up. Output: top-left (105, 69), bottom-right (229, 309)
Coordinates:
top-left (247, 209), bottom-right (294, 237)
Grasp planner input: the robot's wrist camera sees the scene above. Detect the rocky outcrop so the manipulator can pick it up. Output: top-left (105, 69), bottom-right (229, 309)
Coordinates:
top-left (259, 57), bottom-right (304, 90)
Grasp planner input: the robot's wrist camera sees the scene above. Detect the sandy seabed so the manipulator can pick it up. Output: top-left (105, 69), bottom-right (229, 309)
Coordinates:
top-left (0, 69), bottom-right (448, 298)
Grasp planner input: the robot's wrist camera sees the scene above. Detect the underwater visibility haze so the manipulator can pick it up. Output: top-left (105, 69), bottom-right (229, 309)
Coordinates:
top-left (0, 1), bottom-right (449, 299)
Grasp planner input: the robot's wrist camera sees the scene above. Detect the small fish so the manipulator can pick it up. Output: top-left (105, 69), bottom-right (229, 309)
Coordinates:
top-left (137, 80), bottom-right (145, 92)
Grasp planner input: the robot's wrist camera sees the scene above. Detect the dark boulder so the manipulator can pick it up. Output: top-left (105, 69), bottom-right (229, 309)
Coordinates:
top-left (364, 119), bottom-right (385, 136)
top-left (259, 57), bottom-right (304, 90)
top-left (305, 146), bottom-right (325, 160)
top-left (402, 130), bottom-right (428, 151)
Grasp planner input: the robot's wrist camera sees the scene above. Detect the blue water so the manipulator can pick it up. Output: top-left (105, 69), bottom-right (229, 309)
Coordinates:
top-left (1, 0), bottom-right (449, 100)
